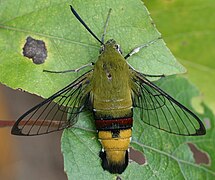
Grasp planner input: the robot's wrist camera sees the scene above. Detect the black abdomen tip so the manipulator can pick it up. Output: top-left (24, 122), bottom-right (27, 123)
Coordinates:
top-left (99, 150), bottom-right (128, 174)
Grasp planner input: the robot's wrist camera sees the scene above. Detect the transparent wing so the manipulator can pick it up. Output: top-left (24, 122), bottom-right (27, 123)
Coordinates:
top-left (11, 71), bottom-right (93, 136)
top-left (131, 70), bottom-right (206, 136)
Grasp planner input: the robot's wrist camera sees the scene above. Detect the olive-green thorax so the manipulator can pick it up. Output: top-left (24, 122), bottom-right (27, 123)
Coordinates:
top-left (91, 39), bottom-right (132, 119)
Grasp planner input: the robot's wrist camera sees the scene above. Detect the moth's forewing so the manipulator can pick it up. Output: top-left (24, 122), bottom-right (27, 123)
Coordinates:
top-left (12, 71), bottom-right (93, 136)
top-left (131, 69), bottom-right (206, 136)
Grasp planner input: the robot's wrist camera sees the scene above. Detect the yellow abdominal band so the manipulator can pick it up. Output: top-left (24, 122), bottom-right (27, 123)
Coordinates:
top-left (98, 129), bottom-right (132, 164)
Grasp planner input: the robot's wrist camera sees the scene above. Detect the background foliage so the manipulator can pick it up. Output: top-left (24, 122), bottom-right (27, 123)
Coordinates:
top-left (144, 0), bottom-right (215, 113)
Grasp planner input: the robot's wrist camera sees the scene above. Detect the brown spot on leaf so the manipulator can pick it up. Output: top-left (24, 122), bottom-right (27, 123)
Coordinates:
top-left (204, 118), bottom-right (211, 129)
top-left (188, 143), bottom-right (210, 165)
top-left (181, 40), bottom-right (188, 46)
top-left (129, 147), bottom-right (146, 165)
top-left (23, 36), bottom-right (47, 64)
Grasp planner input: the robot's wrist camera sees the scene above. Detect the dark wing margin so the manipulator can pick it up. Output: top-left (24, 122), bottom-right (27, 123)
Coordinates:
top-left (11, 70), bottom-right (93, 136)
top-left (131, 70), bottom-right (206, 136)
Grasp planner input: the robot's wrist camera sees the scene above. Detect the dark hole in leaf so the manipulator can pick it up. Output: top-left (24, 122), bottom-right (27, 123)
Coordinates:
top-left (23, 36), bottom-right (47, 64)
top-left (129, 147), bottom-right (146, 165)
top-left (17, 88), bottom-right (25, 92)
top-left (188, 143), bottom-right (210, 165)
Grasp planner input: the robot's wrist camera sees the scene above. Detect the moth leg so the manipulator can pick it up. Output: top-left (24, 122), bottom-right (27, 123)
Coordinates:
top-left (140, 73), bottom-right (165, 78)
top-left (43, 62), bottom-right (94, 74)
top-left (124, 37), bottom-right (162, 59)
top-left (129, 64), bottom-right (164, 78)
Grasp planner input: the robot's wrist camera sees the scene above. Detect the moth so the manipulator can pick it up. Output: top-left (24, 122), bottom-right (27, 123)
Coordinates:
top-left (12, 5), bottom-right (206, 174)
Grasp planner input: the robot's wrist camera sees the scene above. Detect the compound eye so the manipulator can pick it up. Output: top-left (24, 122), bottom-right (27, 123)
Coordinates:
top-left (99, 45), bottom-right (105, 54)
top-left (114, 44), bottom-right (122, 54)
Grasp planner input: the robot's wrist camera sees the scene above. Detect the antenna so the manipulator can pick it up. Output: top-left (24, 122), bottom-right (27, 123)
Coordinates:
top-left (70, 5), bottom-right (104, 45)
top-left (101, 8), bottom-right (112, 44)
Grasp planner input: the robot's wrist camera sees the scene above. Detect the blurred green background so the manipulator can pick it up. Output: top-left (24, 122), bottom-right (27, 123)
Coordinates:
top-left (144, 0), bottom-right (215, 113)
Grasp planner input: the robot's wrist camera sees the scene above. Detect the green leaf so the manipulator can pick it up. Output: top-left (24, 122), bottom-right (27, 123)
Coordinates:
top-left (0, 0), bottom-right (185, 98)
top-left (144, 0), bottom-right (215, 113)
top-left (62, 76), bottom-right (214, 179)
